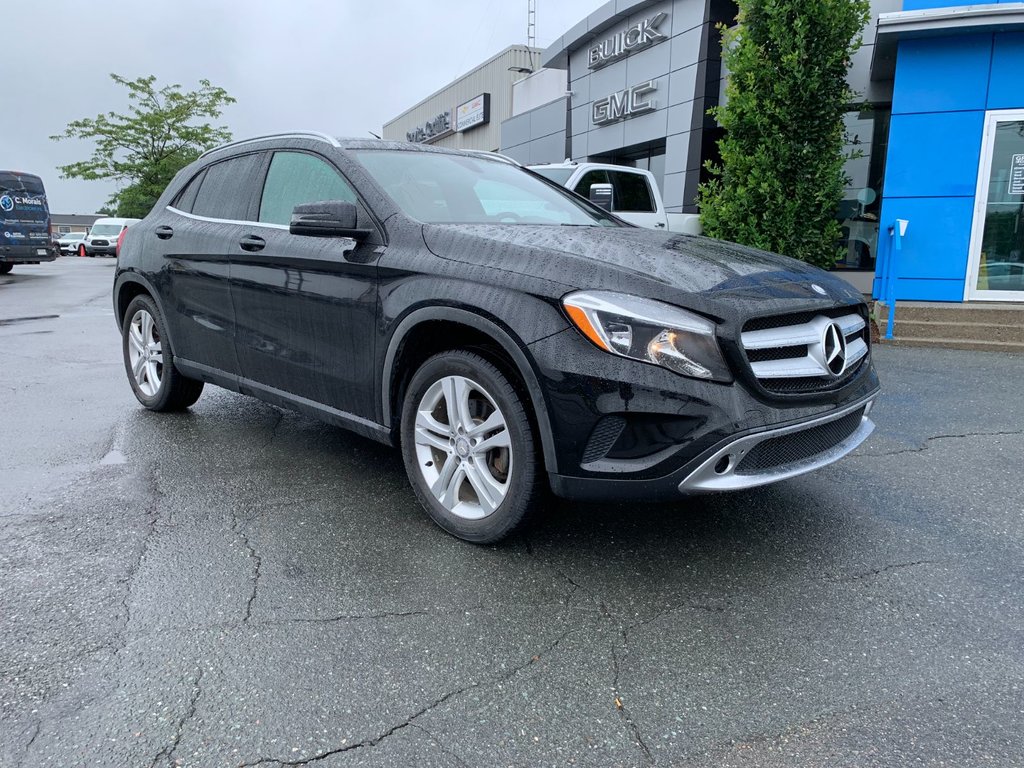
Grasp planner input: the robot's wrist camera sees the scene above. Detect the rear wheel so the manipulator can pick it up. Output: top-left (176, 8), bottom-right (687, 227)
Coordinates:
top-left (121, 295), bottom-right (204, 411)
top-left (400, 351), bottom-right (541, 543)
top-left (0, 263), bottom-right (12, 275)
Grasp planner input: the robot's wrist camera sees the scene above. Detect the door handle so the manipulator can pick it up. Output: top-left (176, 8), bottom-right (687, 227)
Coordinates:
top-left (155, 225), bottom-right (174, 239)
top-left (655, 222), bottom-right (666, 228)
top-left (239, 235), bottom-right (266, 252)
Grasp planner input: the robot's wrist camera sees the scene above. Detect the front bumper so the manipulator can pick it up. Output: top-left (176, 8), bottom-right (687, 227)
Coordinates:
top-left (529, 328), bottom-right (880, 501)
top-left (86, 244), bottom-right (116, 256)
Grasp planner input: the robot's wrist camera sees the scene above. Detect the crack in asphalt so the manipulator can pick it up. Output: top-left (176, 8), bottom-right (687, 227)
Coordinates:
top-left (231, 506), bottom-right (262, 622)
top-left (275, 605), bottom-right (486, 625)
top-left (262, 410), bottom-right (286, 449)
top-left (19, 718), bottom-right (41, 764)
top-left (856, 429), bottom-right (1024, 457)
top-left (524, 537), bottom-right (656, 765)
top-left (235, 629), bottom-right (571, 767)
top-left (149, 665), bottom-right (205, 768)
top-left (121, 465), bottom-right (164, 630)
top-left (610, 639), bottom-right (655, 766)
top-left (827, 560), bottom-right (940, 583)
top-left (408, 723), bottom-right (471, 768)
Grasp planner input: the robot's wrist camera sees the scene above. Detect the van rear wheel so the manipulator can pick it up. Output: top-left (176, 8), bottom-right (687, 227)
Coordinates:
top-left (0, 263), bottom-right (12, 275)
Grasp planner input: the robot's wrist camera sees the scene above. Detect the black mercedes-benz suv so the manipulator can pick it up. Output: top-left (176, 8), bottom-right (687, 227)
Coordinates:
top-left (113, 133), bottom-right (879, 543)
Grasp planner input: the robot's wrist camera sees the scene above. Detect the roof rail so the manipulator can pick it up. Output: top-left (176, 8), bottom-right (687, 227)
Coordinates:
top-left (199, 131), bottom-right (341, 158)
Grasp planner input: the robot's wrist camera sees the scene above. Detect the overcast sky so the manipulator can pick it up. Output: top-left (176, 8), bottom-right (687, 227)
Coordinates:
top-left (1, 0), bottom-right (601, 214)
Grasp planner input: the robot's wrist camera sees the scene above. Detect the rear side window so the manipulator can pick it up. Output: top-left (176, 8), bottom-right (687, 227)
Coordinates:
top-left (573, 170), bottom-right (609, 198)
top-left (609, 171), bottom-right (655, 213)
top-left (258, 151), bottom-right (357, 226)
top-left (172, 169), bottom-right (206, 212)
top-left (573, 169), bottom-right (655, 213)
top-left (191, 154), bottom-right (263, 221)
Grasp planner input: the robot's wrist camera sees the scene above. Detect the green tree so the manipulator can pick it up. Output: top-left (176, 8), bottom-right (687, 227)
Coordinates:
top-left (697, 0), bottom-right (871, 269)
top-left (52, 74), bottom-right (236, 218)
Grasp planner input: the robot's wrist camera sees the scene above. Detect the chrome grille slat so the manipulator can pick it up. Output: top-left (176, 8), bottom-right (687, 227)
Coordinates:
top-left (740, 308), bottom-right (869, 393)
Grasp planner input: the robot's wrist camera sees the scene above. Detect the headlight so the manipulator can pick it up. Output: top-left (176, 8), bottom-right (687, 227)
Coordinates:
top-left (562, 290), bottom-right (731, 382)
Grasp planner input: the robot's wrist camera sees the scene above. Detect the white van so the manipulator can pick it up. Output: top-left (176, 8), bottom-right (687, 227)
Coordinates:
top-left (81, 217), bottom-right (141, 257)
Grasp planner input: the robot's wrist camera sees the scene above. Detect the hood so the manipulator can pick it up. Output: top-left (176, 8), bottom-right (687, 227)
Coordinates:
top-left (421, 224), bottom-right (865, 323)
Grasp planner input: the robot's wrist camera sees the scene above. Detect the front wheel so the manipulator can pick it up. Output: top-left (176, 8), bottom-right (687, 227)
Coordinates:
top-left (121, 295), bottom-right (204, 411)
top-left (0, 263), bottom-right (12, 275)
top-left (400, 351), bottom-right (542, 543)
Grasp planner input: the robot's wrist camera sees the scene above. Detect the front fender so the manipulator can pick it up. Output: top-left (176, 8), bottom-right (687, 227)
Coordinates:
top-left (380, 304), bottom-right (563, 474)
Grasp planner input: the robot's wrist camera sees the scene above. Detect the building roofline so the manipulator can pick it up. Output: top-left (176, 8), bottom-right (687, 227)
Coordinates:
top-left (383, 44), bottom-right (542, 127)
top-left (540, 0), bottom-right (663, 69)
top-left (871, 3), bottom-right (1024, 81)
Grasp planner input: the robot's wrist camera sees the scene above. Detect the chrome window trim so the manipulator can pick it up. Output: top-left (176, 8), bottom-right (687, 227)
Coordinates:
top-left (199, 131), bottom-right (341, 159)
top-left (166, 205), bottom-right (289, 231)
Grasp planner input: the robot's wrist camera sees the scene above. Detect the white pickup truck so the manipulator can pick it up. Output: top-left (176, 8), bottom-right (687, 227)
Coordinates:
top-left (528, 161), bottom-right (702, 235)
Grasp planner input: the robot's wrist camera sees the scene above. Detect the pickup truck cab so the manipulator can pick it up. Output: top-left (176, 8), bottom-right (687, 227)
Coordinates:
top-left (529, 161), bottom-right (702, 235)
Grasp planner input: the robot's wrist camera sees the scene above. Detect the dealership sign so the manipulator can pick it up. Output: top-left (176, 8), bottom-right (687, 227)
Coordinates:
top-left (406, 111), bottom-right (453, 143)
top-left (588, 12), bottom-right (668, 69)
top-left (593, 80), bottom-right (657, 125)
top-left (456, 93), bottom-right (490, 132)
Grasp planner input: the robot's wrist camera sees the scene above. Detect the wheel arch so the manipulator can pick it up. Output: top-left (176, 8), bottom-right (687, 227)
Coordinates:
top-left (382, 306), bottom-right (559, 474)
top-left (113, 273), bottom-right (179, 355)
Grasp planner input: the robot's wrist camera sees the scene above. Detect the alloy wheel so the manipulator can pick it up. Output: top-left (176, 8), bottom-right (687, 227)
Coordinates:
top-left (413, 375), bottom-right (512, 520)
top-left (127, 308), bottom-right (163, 397)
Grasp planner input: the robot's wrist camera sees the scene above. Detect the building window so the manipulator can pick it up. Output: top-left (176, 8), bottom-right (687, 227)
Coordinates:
top-left (836, 106), bottom-right (890, 272)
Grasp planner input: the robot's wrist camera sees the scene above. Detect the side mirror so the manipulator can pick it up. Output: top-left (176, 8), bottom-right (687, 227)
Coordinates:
top-left (588, 183), bottom-right (614, 211)
top-left (290, 200), bottom-right (371, 239)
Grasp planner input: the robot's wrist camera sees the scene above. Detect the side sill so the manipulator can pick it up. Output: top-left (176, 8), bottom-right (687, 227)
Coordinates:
top-left (175, 357), bottom-right (394, 447)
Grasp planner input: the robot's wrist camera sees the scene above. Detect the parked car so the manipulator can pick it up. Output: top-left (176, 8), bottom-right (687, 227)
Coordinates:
top-left (113, 133), bottom-right (879, 543)
top-left (57, 231), bottom-right (88, 255)
top-left (82, 217), bottom-right (140, 257)
top-left (529, 161), bottom-right (702, 234)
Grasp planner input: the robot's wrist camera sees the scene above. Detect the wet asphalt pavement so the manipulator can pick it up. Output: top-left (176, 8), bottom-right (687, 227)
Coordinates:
top-left (1, 257), bottom-right (1023, 767)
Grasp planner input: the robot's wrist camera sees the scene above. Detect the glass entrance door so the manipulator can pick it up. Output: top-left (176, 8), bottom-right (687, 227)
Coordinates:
top-left (967, 111), bottom-right (1024, 301)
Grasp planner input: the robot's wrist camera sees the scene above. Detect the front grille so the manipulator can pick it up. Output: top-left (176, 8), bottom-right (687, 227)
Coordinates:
top-left (581, 416), bottom-right (626, 464)
top-left (747, 345), bottom-right (808, 363)
top-left (740, 306), bottom-right (869, 395)
top-left (736, 407), bottom-right (865, 473)
top-left (92, 239), bottom-right (109, 246)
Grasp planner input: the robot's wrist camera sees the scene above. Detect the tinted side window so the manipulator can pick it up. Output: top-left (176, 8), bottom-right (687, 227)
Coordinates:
top-left (573, 170), bottom-right (609, 197)
top-left (172, 168), bottom-right (206, 213)
top-left (610, 171), bottom-right (655, 213)
top-left (191, 154), bottom-right (263, 221)
top-left (259, 151), bottom-right (357, 226)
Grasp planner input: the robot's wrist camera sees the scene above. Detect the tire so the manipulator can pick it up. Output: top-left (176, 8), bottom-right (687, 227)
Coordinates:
top-left (400, 350), bottom-right (541, 543)
top-left (0, 263), bottom-right (12, 275)
top-left (121, 294), bottom-right (204, 411)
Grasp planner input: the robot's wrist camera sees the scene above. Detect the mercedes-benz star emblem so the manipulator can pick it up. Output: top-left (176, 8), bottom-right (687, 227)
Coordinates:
top-left (822, 322), bottom-right (847, 376)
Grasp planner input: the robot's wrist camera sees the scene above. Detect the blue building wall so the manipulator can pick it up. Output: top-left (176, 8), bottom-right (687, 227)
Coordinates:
top-left (876, 28), bottom-right (1024, 300)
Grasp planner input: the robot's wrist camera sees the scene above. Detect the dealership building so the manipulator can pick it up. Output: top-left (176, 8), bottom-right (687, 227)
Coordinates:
top-left (384, 0), bottom-right (1024, 303)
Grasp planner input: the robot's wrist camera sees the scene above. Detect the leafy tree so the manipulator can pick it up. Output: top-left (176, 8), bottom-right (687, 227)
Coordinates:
top-left (52, 75), bottom-right (236, 218)
top-left (698, 0), bottom-right (871, 269)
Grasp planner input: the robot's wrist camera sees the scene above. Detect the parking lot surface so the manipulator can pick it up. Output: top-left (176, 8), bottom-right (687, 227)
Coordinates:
top-left (2, 258), bottom-right (1023, 767)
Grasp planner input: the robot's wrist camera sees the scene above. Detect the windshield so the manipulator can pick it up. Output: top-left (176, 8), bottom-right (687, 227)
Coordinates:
top-left (529, 167), bottom-right (575, 186)
top-left (91, 224), bottom-right (123, 236)
top-left (353, 150), bottom-right (619, 227)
